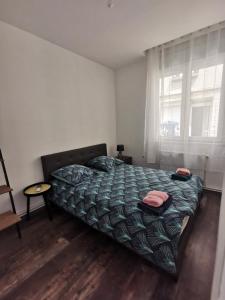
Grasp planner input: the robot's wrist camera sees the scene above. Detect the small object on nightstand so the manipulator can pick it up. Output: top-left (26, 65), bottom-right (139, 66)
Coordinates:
top-left (116, 144), bottom-right (132, 164)
top-left (23, 182), bottom-right (52, 221)
top-left (117, 155), bottom-right (132, 165)
top-left (117, 144), bottom-right (124, 158)
top-left (35, 184), bottom-right (42, 192)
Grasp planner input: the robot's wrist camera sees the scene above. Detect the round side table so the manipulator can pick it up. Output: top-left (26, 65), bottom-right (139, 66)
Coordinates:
top-left (23, 182), bottom-right (52, 220)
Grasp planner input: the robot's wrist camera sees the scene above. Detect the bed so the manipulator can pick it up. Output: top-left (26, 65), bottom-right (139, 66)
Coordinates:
top-left (41, 143), bottom-right (203, 278)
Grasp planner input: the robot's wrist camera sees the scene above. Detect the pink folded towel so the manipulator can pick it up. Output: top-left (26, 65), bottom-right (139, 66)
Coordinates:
top-left (143, 195), bottom-right (163, 207)
top-left (176, 168), bottom-right (190, 176)
top-left (147, 190), bottom-right (169, 202)
top-left (143, 190), bottom-right (169, 207)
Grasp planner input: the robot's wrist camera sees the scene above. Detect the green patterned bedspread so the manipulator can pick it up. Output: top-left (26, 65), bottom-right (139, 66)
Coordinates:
top-left (50, 164), bottom-right (203, 274)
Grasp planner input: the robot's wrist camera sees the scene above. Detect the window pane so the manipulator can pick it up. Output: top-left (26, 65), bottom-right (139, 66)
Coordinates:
top-left (189, 64), bottom-right (223, 137)
top-left (160, 74), bottom-right (182, 137)
top-left (190, 106), bottom-right (210, 136)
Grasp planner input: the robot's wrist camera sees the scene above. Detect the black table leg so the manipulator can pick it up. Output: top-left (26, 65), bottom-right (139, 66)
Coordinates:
top-left (44, 197), bottom-right (52, 221)
top-left (26, 196), bottom-right (30, 220)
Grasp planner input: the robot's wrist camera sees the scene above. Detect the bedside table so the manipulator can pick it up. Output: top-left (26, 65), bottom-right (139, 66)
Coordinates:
top-left (23, 182), bottom-right (52, 221)
top-left (117, 155), bottom-right (132, 165)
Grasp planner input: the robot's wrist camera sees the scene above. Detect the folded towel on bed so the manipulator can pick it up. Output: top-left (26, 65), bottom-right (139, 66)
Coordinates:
top-left (147, 190), bottom-right (169, 202)
top-left (171, 173), bottom-right (192, 181)
top-left (176, 168), bottom-right (191, 176)
top-left (143, 195), bottom-right (163, 207)
top-left (138, 196), bottom-right (172, 215)
top-left (143, 190), bottom-right (169, 207)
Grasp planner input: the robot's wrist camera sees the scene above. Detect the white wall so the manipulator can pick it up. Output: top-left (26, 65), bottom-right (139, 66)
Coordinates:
top-left (211, 174), bottom-right (225, 300)
top-left (116, 58), bottom-right (146, 163)
top-left (0, 21), bottom-right (116, 215)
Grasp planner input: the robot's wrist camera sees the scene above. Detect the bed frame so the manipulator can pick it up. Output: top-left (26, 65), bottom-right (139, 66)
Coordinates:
top-left (41, 143), bottom-right (107, 181)
top-left (41, 143), bottom-right (200, 280)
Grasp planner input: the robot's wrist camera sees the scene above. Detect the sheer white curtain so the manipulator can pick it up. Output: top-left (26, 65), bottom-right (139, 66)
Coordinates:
top-left (144, 23), bottom-right (225, 186)
top-left (144, 47), bottom-right (160, 163)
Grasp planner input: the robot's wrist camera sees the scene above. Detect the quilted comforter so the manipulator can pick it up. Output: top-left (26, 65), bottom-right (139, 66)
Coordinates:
top-left (50, 164), bottom-right (203, 274)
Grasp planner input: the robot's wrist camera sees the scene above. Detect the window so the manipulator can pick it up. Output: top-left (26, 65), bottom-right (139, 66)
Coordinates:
top-left (190, 64), bottom-right (223, 138)
top-left (160, 74), bottom-right (182, 137)
top-left (145, 25), bottom-right (225, 166)
top-left (159, 64), bottom-right (224, 139)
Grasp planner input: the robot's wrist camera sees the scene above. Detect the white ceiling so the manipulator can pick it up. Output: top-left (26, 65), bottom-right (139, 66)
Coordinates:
top-left (0, 0), bottom-right (224, 69)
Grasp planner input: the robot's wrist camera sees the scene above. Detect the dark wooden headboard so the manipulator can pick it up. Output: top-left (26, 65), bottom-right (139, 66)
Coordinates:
top-left (41, 143), bottom-right (107, 181)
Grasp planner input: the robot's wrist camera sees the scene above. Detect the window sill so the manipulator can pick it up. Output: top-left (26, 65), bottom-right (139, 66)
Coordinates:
top-left (161, 137), bottom-right (225, 145)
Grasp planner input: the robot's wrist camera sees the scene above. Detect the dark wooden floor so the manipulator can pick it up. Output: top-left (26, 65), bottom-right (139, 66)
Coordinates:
top-left (0, 191), bottom-right (220, 300)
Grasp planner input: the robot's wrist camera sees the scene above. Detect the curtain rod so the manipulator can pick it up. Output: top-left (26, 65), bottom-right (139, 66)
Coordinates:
top-left (144, 20), bottom-right (225, 55)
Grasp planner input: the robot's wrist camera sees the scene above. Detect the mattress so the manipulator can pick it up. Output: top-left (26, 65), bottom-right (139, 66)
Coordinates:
top-left (50, 164), bottom-right (203, 274)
